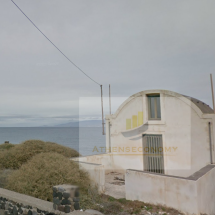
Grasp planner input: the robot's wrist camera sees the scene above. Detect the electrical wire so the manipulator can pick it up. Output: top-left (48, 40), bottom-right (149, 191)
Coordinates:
top-left (11, 0), bottom-right (101, 86)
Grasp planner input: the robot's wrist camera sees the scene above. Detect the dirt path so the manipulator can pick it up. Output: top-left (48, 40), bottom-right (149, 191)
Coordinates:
top-left (104, 172), bottom-right (125, 199)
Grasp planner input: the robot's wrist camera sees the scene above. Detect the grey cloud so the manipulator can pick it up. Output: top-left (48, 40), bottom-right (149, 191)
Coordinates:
top-left (0, 0), bottom-right (215, 126)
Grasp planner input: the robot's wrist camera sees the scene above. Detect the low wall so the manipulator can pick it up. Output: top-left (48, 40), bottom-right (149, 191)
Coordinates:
top-left (109, 154), bottom-right (143, 174)
top-left (74, 161), bottom-right (105, 193)
top-left (0, 186), bottom-right (86, 215)
top-left (197, 166), bottom-right (215, 215)
top-left (72, 153), bottom-right (143, 174)
top-left (0, 188), bottom-right (53, 215)
top-left (53, 185), bottom-right (80, 212)
top-left (125, 165), bottom-right (215, 215)
top-left (72, 153), bottom-right (112, 173)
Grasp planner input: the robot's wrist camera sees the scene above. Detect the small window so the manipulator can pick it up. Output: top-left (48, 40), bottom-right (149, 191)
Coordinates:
top-left (148, 95), bottom-right (161, 120)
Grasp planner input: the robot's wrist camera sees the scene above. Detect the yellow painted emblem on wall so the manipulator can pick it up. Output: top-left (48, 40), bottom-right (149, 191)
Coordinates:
top-left (126, 119), bottom-right (131, 130)
top-left (126, 111), bottom-right (143, 130)
top-left (138, 112), bottom-right (143, 126)
top-left (132, 115), bottom-right (137, 128)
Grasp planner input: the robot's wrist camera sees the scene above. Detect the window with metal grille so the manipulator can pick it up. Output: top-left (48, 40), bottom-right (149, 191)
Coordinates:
top-left (148, 95), bottom-right (161, 120)
top-left (143, 134), bottom-right (164, 174)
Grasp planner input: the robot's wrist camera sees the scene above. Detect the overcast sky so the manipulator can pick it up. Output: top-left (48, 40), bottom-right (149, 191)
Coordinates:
top-left (0, 0), bottom-right (215, 126)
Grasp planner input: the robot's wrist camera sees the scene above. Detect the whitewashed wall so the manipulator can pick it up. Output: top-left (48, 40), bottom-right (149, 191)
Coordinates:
top-left (75, 161), bottom-right (105, 193)
top-left (125, 166), bottom-right (215, 215)
top-left (197, 166), bottom-right (215, 214)
top-left (74, 90), bottom-right (215, 177)
top-left (105, 90), bottom-right (215, 177)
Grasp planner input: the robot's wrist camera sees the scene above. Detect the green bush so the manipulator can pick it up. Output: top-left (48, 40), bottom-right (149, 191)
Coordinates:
top-left (117, 198), bottom-right (127, 204)
top-left (0, 140), bottom-right (79, 169)
top-left (6, 153), bottom-right (89, 202)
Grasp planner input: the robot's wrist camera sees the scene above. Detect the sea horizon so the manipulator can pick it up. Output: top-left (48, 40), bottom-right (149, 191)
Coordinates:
top-left (0, 127), bottom-right (105, 156)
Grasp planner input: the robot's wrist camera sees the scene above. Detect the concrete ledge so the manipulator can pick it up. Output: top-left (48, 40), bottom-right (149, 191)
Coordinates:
top-left (72, 153), bottom-right (108, 159)
top-left (0, 188), bottom-right (53, 212)
top-left (73, 161), bottom-right (102, 166)
top-left (127, 164), bottom-right (215, 181)
top-left (187, 164), bottom-right (215, 180)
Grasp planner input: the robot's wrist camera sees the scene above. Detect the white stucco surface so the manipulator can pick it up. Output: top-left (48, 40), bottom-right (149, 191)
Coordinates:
top-left (73, 160), bottom-right (105, 193)
top-left (73, 89), bottom-right (215, 214)
top-left (125, 166), bottom-right (215, 215)
top-left (105, 90), bottom-right (215, 177)
top-left (72, 153), bottom-right (112, 172)
top-left (197, 166), bottom-right (215, 214)
top-left (75, 90), bottom-right (215, 177)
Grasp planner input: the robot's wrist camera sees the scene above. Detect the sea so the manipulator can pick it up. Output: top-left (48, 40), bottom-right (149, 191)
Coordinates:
top-left (0, 127), bottom-right (106, 156)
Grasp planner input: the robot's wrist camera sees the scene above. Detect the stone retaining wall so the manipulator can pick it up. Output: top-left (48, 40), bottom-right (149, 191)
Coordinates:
top-left (0, 188), bottom-right (53, 213)
top-left (0, 185), bottom-right (80, 215)
top-left (0, 197), bottom-right (52, 215)
top-left (0, 196), bottom-right (54, 215)
top-left (53, 185), bottom-right (80, 213)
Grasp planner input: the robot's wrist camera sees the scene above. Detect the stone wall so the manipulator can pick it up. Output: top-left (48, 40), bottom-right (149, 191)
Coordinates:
top-left (0, 196), bottom-right (53, 215)
top-left (0, 185), bottom-right (80, 215)
top-left (53, 185), bottom-right (80, 213)
top-left (0, 188), bottom-right (53, 213)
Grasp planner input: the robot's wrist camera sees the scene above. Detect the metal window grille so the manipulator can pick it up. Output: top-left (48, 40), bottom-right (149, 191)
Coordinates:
top-left (143, 134), bottom-right (164, 174)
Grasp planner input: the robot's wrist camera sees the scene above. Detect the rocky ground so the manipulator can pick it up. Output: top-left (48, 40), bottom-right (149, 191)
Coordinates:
top-left (104, 172), bottom-right (125, 199)
top-left (95, 195), bottom-right (183, 215)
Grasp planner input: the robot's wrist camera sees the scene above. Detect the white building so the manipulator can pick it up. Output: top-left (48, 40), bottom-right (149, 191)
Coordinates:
top-left (74, 89), bottom-right (215, 215)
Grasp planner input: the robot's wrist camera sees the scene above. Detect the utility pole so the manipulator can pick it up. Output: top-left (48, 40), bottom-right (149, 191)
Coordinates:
top-left (100, 85), bottom-right (105, 135)
top-left (109, 84), bottom-right (111, 115)
top-left (210, 74), bottom-right (215, 113)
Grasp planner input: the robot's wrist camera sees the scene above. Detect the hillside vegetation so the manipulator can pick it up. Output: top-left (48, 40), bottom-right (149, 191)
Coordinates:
top-left (0, 140), bottom-right (79, 169)
top-left (0, 140), bottom-right (94, 209)
top-left (0, 140), bottom-right (183, 214)
top-left (6, 153), bottom-right (89, 202)
top-left (0, 143), bottom-right (15, 151)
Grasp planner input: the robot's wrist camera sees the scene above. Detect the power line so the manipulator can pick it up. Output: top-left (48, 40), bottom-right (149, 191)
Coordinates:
top-left (11, 0), bottom-right (101, 86)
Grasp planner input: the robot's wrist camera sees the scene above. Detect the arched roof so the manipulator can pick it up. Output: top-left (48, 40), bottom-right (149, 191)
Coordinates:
top-left (112, 90), bottom-right (214, 118)
top-left (182, 95), bottom-right (213, 114)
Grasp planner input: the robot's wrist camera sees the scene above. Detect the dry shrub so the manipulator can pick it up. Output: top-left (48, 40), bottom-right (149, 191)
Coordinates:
top-left (98, 195), bottom-right (183, 215)
top-left (6, 152), bottom-right (89, 202)
top-left (0, 143), bottom-right (15, 151)
top-left (0, 140), bottom-right (79, 169)
top-left (0, 169), bottom-right (14, 188)
top-left (80, 186), bottom-right (101, 210)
